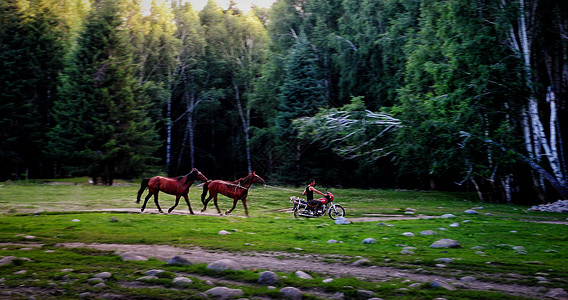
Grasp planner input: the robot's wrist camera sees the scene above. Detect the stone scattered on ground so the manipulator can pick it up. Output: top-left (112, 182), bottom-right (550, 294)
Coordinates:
top-left (207, 259), bottom-right (242, 273)
top-left (218, 230), bottom-right (231, 235)
top-left (464, 209), bottom-right (478, 214)
top-left (258, 271), bottom-right (280, 285)
top-left (173, 277), bottom-right (193, 286)
top-left (528, 200), bottom-right (568, 213)
top-left (295, 270), bottom-right (313, 279)
top-left (430, 280), bottom-right (456, 291)
top-left (280, 287), bottom-right (303, 300)
top-left (352, 258), bottom-right (371, 266)
top-left (420, 230), bottom-right (437, 236)
top-left (430, 239), bottom-right (461, 248)
top-left (334, 217), bottom-right (350, 225)
top-left (204, 286), bottom-right (244, 299)
top-left (120, 252), bottom-right (148, 261)
top-left (362, 238), bottom-right (376, 244)
top-left (440, 214), bottom-right (455, 218)
top-left (167, 255), bottom-right (191, 265)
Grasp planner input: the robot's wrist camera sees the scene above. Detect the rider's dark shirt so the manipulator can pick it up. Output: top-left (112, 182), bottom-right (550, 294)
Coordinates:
top-left (304, 185), bottom-right (314, 201)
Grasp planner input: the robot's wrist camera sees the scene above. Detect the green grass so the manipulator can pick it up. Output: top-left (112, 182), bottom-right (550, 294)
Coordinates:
top-left (0, 180), bottom-right (567, 299)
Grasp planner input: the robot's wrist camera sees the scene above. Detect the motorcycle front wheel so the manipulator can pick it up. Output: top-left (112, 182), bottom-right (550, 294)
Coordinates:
top-left (328, 204), bottom-right (345, 220)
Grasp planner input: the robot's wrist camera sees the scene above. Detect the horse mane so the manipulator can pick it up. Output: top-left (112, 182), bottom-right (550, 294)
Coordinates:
top-left (175, 168), bottom-right (199, 184)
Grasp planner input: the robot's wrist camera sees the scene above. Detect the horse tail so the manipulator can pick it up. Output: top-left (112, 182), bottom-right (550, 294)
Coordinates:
top-left (201, 180), bottom-right (212, 204)
top-left (137, 178), bottom-right (150, 203)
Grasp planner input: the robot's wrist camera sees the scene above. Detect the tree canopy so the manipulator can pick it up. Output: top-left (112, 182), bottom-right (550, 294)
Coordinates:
top-left (1, 0), bottom-right (566, 204)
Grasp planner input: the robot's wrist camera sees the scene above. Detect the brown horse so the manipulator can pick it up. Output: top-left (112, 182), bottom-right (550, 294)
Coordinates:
top-left (136, 168), bottom-right (208, 214)
top-left (200, 171), bottom-right (265, 217)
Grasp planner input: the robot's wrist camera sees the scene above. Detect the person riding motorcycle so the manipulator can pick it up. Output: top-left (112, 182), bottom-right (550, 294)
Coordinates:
top-left (303, 178), bottom-right (325, 213)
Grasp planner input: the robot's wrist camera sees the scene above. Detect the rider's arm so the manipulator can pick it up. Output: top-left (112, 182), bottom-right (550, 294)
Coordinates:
top-left (311, 186), bottom-right (325, 195)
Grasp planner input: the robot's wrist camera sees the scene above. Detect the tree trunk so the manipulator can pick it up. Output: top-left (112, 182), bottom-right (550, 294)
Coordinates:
top-left (233, 82), bottom-right (252, 173)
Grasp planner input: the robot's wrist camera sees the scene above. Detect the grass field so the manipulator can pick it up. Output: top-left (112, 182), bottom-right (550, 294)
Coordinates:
top-left (0, 179), bottom-right (567, 299)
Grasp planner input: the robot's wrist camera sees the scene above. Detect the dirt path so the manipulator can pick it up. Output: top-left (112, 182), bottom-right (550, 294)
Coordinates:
top-left (4, 241), bottom-right (549, 299)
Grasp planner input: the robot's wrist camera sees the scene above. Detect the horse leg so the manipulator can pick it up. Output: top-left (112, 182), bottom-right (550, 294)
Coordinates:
top-left (168, 195), bottom-right (181, 214)
top-left (225, 198), bottom-right (239, 215)
top-left (141, 192), bottom-right (153, 212)
top-left (213, 194), bottom-right (222, 215)
top-left (153, 192), bottom-right (164, 213)
top-left (182, 194), bottom-right (194, 215)
top-left (242, 197), bottom-right (249, 217)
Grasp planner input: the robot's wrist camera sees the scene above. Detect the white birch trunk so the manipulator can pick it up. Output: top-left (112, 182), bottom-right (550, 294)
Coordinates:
top-left (512, 0), bottom-right (566, 197)
top-left (233, 82), bottom-right (252, 173)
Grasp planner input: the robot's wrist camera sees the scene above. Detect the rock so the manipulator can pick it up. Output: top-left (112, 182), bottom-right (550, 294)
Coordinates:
top-left (204, 287), bottom-right (244, 299)
top-left (207, 259), bottom-right (242, 273)
top-left (327, 239), bottom-right (338, 243)
top-left (430, 280), bottom-right (456, 291)
top-left (120, 252), bottom-right (147, 261)
top-left (430, 239), bottom-right (461, 248)
top-left (93, 282), bottom-right (106, 288)
top-left (280, 287), bottom-right (303, 300)
top-left (356, 289), bottom-right (376, 298)
top-left (173, 277), bottom-right (193, 286)
top-left (528, 200), bottom-right (568, 213)
top-left (420, 230), bottom-right (437, 236)
top-left (440, 214), bottom-right (456, 218)
top-left (545, 288), bottom-right (568, 299)
top-left (88, 278), bottom-right (104, 284)
top-left (328, 292), bottom-right (344, 299)
top-left (434, 258), bottom-right (454, 264)
top-left (352, 259), bottom-right (371, 266)
top-left (464, 209), bottom-right (478, 214)
top-left (258, 271), bottom-right (279, 285)
top-left (322, 278), bottom-right (334, 283)
top-left (449, 223), bottom-right (460, 227)
top-left (94, 272), bottom-right (112, 279)
top-left (408, 283), bottom-right (422, 289)
top-left (460, 276), bottom-right (477, 283)
top-left (78, 292), bottom-right (93, 298)
top-left (400, 250), bottom-right (414, 255)
top-left (136, 275), bottom-right (157, 281)
top-left (144, 269), bottom-right (165, 276)
top-left (167, 255), bottom-right (191, 265)
top-left (109, 217), bottom-right (119, 222)
top-left (295, 270), bottom-right (313, 279)
top-left (362, 238), bottom-right (376, 244)
top-left (71, 219), bottom-right (80, 222)
top-left (335, 217), bottom-right (350, 225)
top-left (218, 230), bottom-right (231, 235)
top-left (402, 232), bottom-right (414, 237)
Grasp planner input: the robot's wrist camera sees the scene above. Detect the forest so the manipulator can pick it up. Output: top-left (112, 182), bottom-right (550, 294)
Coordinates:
top-left (0, 0), bottom-right (566, 204)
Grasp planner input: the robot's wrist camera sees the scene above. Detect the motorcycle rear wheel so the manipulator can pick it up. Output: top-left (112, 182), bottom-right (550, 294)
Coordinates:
top-left (328, 204), bottom-right (345, 220)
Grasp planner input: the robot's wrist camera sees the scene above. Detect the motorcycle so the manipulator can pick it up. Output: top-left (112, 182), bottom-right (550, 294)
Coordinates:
top-left (290, 192), bottom-right (345, 220)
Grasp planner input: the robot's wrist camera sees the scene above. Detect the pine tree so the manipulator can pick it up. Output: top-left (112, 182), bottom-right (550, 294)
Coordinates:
top-left (49, 0), bottom-right (160, 184)
top-left (0, 0), bottom-right (67, 180)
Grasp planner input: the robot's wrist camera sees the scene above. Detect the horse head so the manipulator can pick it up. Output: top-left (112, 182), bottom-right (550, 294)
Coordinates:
top-left (252, 171), bottom-right (265, 185)
top-left (193, 168), bottom-right (208, 182)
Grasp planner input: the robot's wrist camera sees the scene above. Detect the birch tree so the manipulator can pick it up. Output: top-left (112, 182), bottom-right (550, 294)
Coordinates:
top-left (504, 0), bottom-right (567, 200)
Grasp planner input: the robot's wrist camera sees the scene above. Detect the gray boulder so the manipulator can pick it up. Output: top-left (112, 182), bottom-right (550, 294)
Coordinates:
top-left (204, 287), bottom-right (244, 299)
top-left (362, 238), bottom-right (376, 244)
top-left (167, 255), bottom-right (191, 265)
top-left (335, 217), bottom-right (350, 225)
top-left (430, 280), bottom-right (456, 291)
top-left (258, 271), bottom-right (280, 285)
top-left (207, 259), bottom-right (242, 273)
top-left (295, 270), bottom-right (313, 279)
top-left (280, 287), bottom-right (303, 299)
top-left (173, 277), bottom-right (193, 286)
top-left (430, 239), bottom-right (461, 248)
